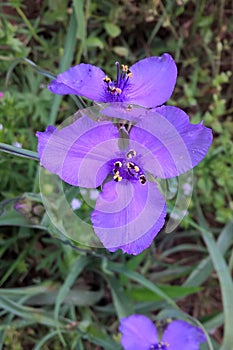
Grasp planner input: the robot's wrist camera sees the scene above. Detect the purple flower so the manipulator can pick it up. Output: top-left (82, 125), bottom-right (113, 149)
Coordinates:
top-left (48, 54), bottom-right (177, 108)
top-left (119, 314), bottom-right (207, 350)
top-left (36, 105), bottom-right (212, 255)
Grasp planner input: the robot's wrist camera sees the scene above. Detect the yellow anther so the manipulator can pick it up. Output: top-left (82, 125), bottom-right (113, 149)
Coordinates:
top-left (139, 175), bottom-right (146, 185)
top-left (126, 150), bottom-right (136, 159)
top-left (114, 161), bottom-right (122, 168)
top-left (127, 71), bottom-right (133, 78)
top-left (115, 87), bottom-right (122, 94)
top-left (127, 162), bottom-right (134, 169)
top-left (113, 174), bottom-right (122, 182)
top-left (121, 64), bottom-right (129, 72)
top-left (104, 76), bottom-right (111, 83)
top-left (134, 165), bottom-right (139, 172)
top-left (107, 86), bottom-right (114, 93)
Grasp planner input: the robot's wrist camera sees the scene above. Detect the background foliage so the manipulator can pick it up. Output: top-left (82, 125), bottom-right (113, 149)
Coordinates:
top-left (0, 0), bottom-right (233, 349)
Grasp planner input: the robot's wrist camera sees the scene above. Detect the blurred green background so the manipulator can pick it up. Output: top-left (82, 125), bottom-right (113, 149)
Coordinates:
top-left (0, 1), bottom-right (233, 349)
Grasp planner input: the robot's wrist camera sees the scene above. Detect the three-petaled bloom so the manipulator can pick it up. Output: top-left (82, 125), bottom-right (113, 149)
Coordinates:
top-left (36, 104), bottom-right (212, 255)
top-left (119, 314), bottom-right (207, 350)
top-left (48, 54), bottom-right (177, 108)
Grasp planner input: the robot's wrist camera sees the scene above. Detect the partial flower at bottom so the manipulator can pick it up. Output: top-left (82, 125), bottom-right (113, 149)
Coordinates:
top-left (119, 314), bottom-right (207, 350)
top-left (36, 105), bottom-right (212, 255)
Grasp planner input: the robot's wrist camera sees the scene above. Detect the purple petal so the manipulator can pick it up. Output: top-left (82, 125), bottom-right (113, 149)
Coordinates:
top-left (162, 320), bottom-right (207, 350)
top-left (36, 117), bottom-right (119, 188)
top-left (37, 125), bottom-right (56, 157)
top-left (124, 54), bottom-right (177, 108)
top-left (119, 315), bottom-right (158, 350)
top-left (100, 103), bottom-right (149, 123)
top-left (48, 64), bottom-right (107, 101)
top-left (91, 179), bottom-right (166, 255)
top-left (129, 106), bottom-right (212, 178)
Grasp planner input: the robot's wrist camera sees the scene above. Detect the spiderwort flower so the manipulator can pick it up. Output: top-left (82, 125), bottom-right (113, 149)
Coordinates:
top-left (48, 54), bottom-right (177, 108)
top-left (119, 314), bottom-right (207, 350)
top-left (36, 105), bottom-right (212, 255)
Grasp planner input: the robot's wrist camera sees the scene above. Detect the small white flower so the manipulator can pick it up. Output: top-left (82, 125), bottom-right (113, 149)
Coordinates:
top-left (89, 189), bottom-right (99, 200)
top-left (13, 141), bottom-right (22, 148)
top-left (70, 198), bottom-right (82, 210)
top-left (182, 182), bottom-right (192, 195)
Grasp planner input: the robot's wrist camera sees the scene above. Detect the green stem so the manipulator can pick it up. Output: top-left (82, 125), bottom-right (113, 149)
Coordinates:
top-left (23, 58), bottom-right (56, 80)
top-left (0, 143), bottom-right (39, 161)
top-left (187, 202), bottom-right (233, 350)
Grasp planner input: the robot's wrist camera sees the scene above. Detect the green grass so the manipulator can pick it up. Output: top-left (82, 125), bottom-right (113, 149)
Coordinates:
top-left (0, 0), bottom-right (232, 349)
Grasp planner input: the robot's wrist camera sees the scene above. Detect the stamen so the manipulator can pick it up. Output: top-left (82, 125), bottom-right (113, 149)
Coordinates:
top-left (126, 162), bottom-right (141, 177)
top-left (126, 149), bottom-right (136, 159)
top-left (126, 104), bottom-right (133, 111)
top-left (115, 87), bottom-right (122, 94)
top-left (150, 341), bottom-right (169, 349)
top-left (127, 162), bottom-right (135, 169)
top-left (107, 86), bottom-right (113, 93)
top-left (103, 76), bottom-right (111, 83)
top-left (127, 70), bottom-right (133, 78)
top-left (113, 174), bottom-right (122, 182)
top-left (107, 86), bottom-right (122, 95)
top-left (139, 175), bottom-right (147, 185)
top-left (114, 161), bottom-right (122, 168)
top-left (121, 64), bottom-right (129, 72)
top-left (112, 157), bottom-right (145, 185)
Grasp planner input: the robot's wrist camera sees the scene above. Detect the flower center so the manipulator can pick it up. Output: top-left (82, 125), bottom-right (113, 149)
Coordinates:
top-left (103, 62), bottom-right (133, 97)
top-left (112, 149), bottom-right (146, 185)
top-left (150, 341), bottom-right (169, 350)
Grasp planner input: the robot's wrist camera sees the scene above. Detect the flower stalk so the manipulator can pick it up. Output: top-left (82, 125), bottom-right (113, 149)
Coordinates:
top-left (0, 143), bottom-right (39, 161)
